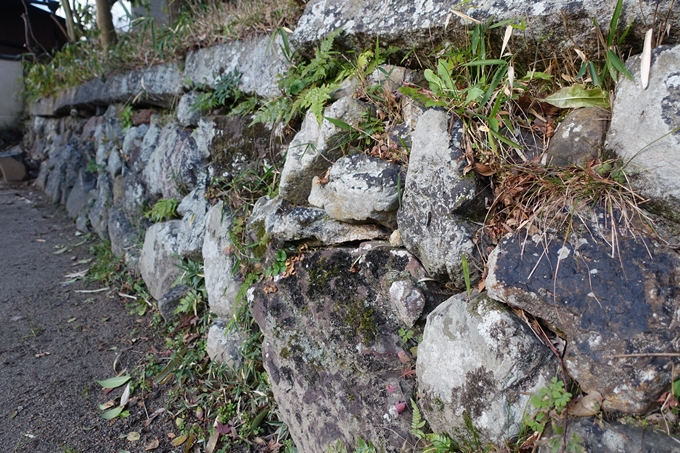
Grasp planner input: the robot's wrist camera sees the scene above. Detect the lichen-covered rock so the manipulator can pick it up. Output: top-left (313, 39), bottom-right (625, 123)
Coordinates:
top-left (108, 205), bottom-right (137, 258)
top-left (88, 173), bottom-right (113, 240)
top-left (121, 124), bottom-right (148, 167)
top-left (248, 196), bottom-right (391, 249)
top-left (292, 0), bottom-right (679, 62)
top-left (397, 109), bottom-right (484, 287)
top-left (206, 319), bottom-right (246, 369)
top-left (184, 34), bottom-right (289, 98)
top-left (121, 172), bottom-right (148, 220)
top-left (176, 92), bottom-right (202, 127)
top-left (607, 45), bottom-right (680, 220)
top-left (202, 201), bottom-right (242, 319)
top-left (208, 115), bottom-right (284, 181)
top-left (135, 119), bottom-right (161, 172)
top-left (417, 291), bottom-right (556, 443)
top-left (546, 107), bottom-right (609, 167)
top-left (143, 121), bottom-right (209, 199)
top-left (539, 417), bottom-right (680, 453)
top-left (157, 284), bottom-right (190, 322)
top-left (65, 169), bottom-right (97, 220)
top-left (486, 214), bottom-right (680, 414)
top-left (176, 180), bottom-right (209, 260)
top-left (279, 97), bottom-right (366, 205)
top-left (251, 245), bottom-right (429, 453)
top-left (308, 154), bottom-right (405, 229)
top-left (139, 220), bottom-right (183, 301)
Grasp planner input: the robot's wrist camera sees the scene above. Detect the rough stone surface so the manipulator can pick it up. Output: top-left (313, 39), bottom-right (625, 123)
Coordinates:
top-left (417, 291), bottom-right (556, 443)
top-left (202, 201), bottom-right (242, 319)
top-left (308, 154), bottom-right (405, 229)
top-left (31, 63), bottom-right (182, 116)
top-left (292, 0), bottom-right (680, 61)
top-left (252, 246), bottom-right (429, 453)
top-left (157, 284), bottom-right (191, 322)
top-left (486, 214), bottom-right (680, 414)
top-left (397, 109), bottom-right (484, 287)
top-left (546, 107), bottom-right (609, 167)
top-left (121, 172), bottom-right (148, 219)
top-left (208, 116), bottom-right (284, 181)
top-left (176, 180), bottom-right (209, 260)
top-left (279, 97), bottom-right (366, 205)
top-left (539, 417), bottom-right (680, 453)
top-left (388, 279), bottom-right (425, 328)
top-left (139, 220), bottom-right (183, 301)
top-left (248, 196), bottom-right (391, 248)
top-left (135, 120), bottom-right (161, 172)
top-left (108, 205), bottom-right (138, 258)
top-left (143, 121), bottom-right (209, 199)
top-left (206, 319), bottom-right (247, 369)
top-left (607, 45), bottom-right (680, 219)
top-left (176, 92), bottom-right (202, 127)
top-left (184, 34), bottom-right (289, 98)
top-left (88, 173), bottom-right (113, 240)
top-left (65, 170), bottom-right (96, 220)
top-left (121, 124), bottom-right (148, 167)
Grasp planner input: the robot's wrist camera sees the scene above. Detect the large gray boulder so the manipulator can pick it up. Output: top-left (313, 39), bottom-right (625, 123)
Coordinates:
top-left (247, 196), bottom-right (391, 249)
top-left (143, 121), bottom-right (210, 199)
top-left (202, 201), bottom-right (242, 319)
top-left (139, 220), bottom-right (183, 301)
top-left (607, 45), bottom-right (680, 220)
top-left (417, 291), bottom-right (556, 444)
top-left (308, 154), bottom-right (405, 229)
top-left (279, 97), bottom-right (366, 205)
top-left (486, 213), bottom-right (680, 414)
top-left (183, 34), bottom-right (289, 98)
top-left (397, 109), bottom-right (484, 288)
top-left (292, 0), bottom-right (679, 60)
top-left (251, 245), bottom-right (428, 453)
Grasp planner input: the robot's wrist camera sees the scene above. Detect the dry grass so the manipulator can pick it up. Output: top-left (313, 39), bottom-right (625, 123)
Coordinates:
top-left (481, 159), bottom-right (654, 259)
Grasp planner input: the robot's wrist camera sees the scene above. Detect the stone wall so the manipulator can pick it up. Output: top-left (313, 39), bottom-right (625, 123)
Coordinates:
top-left (21, 2), bottom-right (680, 452)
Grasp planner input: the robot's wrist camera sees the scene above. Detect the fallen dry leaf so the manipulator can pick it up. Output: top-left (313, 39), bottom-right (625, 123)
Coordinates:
top-left (145, 439), bottom-right (160, 450)
top-left (127, 431), bottom-right (141, 442)
top-left (171, 434), bottom-right (187, 446)
top-left (567, 391), bottom-right (602, 416)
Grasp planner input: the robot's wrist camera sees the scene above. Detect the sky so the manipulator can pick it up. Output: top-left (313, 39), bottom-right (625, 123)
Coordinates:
top-left (51, 0), bottom-right (132, 31)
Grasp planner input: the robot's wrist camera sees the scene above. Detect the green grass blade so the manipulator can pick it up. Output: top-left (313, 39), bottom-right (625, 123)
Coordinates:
top-left (608, 0), bottom-right (624, 47)
top-left (606, 50), bottom-right (634, 81)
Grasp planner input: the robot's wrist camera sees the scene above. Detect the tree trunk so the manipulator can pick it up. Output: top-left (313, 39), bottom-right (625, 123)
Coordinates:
top-left (61, 0), bottom-right (76, 42)
top-left (167, 0), bottom-right (186, 25)
top-left (95, 0), bottom-right (117, 47)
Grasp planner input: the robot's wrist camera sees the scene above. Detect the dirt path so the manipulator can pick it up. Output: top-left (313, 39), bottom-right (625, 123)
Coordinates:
top-left (0, 184), bottom-right (174, 453)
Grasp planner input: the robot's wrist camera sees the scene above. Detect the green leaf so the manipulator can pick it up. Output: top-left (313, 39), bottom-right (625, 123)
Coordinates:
top-left (544, 85), bottom-right (609, 109)
top-left (102, 406), bottom-right (124, 420)
top-left (324, 116), bottom-right (353, 131)
top-left (606, 50), bottom-right (634, 81)
top-left (97, 375), bottom-right (131, 389)
top-left (608, 0), bottom-right (624, 47)
top-left (463, 59), bottom-right (507, 67)
top-left (674, 379), bottom-right (680, 398)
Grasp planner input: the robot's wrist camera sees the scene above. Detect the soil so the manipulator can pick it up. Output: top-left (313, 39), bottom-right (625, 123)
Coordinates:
top-left (0, 183), bottom-right (177, 453)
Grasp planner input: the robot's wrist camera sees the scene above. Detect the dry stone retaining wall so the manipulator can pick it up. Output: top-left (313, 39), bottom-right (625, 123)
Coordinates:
top-left (20, 3), bottom-right (680, 451)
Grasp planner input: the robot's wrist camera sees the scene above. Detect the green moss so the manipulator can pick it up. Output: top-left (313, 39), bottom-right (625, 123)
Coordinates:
top-left (343, 299), bottom-right (378, 346)
top-left (279, 346), bottom-right (291, 359)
